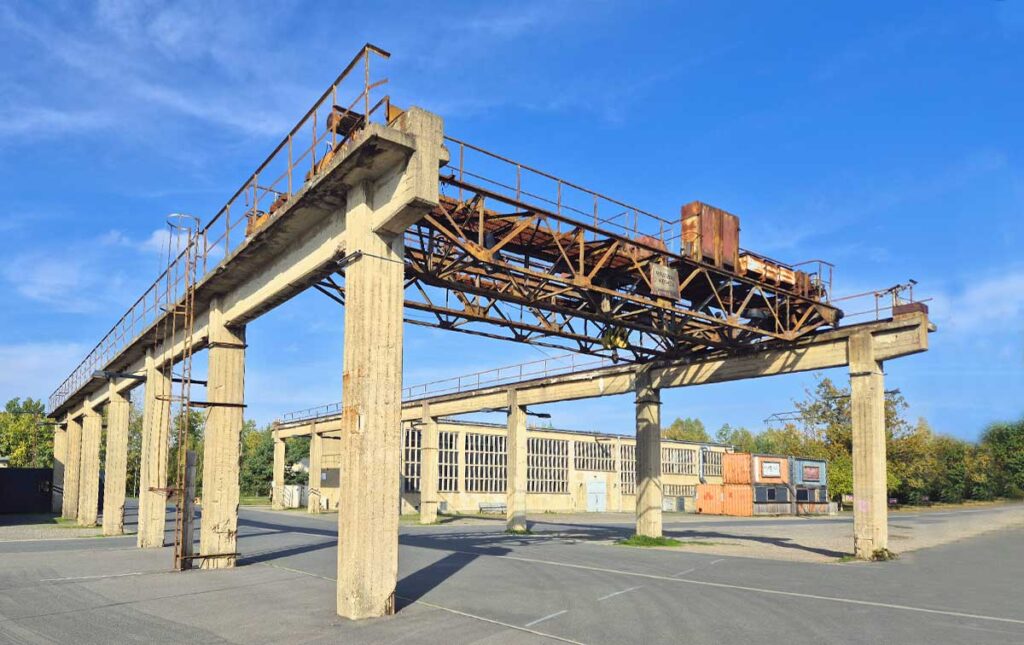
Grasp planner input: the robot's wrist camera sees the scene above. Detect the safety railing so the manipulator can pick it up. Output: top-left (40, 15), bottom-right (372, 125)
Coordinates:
top-left (49, 44), bottom-right (392, 413)
top-left (832, 281), bottom-right (930, 322)
top-left (441, 137), bottom-right (836, 301)
top-left (278, 352), bottom-right (617, 424)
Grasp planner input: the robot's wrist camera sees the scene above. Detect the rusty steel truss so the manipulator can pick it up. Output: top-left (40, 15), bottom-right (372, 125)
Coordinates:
top-left (315, 137), bottom-right (842, 363)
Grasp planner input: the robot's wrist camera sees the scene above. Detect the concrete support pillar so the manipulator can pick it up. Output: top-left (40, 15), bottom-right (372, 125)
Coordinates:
top-left (635, 369), bottom-right (662, 538)
top-left (102, 384), bottom-right (131, 536)
top-left (51, 424), bottom-right (67, 514)
top-left (850, 332), bottom-right (888, 559)
top-left (308, 428), bottom-right (323, 514)
top-left (62, 417), bottom-right (82, 520)
top-left (506, 390), bottom-right (528, 533)
top-left (77, 409), bottom-right (102, 527)
top-left (337, 180), bottom-right (405, 620)
top-left (199, 300), bottom-right (246, 569)
top-left (138, 348), bottom-right (171, 548)
top-left (272, 437), bottom-right (286, 510)
top-left (419, 405), bottom-right (439, 524)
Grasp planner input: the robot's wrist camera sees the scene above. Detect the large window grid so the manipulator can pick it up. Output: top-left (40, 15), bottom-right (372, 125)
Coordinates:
top-left (664, 484), bottom-right (697, 498)
top-left (403, 428), bottom-right (421, 493)
top-left (465, 433), bottom-right (506, 493)
top-left (620, 444), bottom-right (636, 495)
top-left (704, 450), bottom-right (723, 477)
top-left (662, 447), bottom-right (697, 475)
top-left (439, 431), bottom-right (459, 492)
top-left (528, 437), bottom-right (569, 493)
top-left (574, 441), bottom-right (615, 471)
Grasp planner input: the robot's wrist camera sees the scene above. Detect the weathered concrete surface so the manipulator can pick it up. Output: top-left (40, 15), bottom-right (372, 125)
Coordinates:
top-left (308, 428), bottom-right (323, 514)
top-left (272, 437), bottom-right (285, 511)
top-left (102, 384), bottom-right (131, 536)
top-left (61, 417), bottom-right (82, 520)
top-left (77, 410), bottom-right (102, 527)
top-left (138, 349), bottom-right (171, 548)
top-left (200, 299), bottom-right (246, 569)
top-left (50, 424), bottom-right (66, 514)
top-left (336, 178), bottom-right (406, 620)
top-left (506, 391), bottom-right (527, 533)
top-left (850, 331), bottom-right (888, 558)
top-left (635, 368), bottom-right (662, 538)
top-left (419, 406), bottom-right (438, 524)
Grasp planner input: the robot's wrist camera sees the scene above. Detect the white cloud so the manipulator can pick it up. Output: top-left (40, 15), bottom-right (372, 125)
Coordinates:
top-left (931, 269), bottom-right (1024, 335)
top-left (0, 341), bottom-right (89, 403)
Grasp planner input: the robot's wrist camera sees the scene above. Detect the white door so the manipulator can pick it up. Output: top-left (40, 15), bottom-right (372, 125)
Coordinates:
top-left (586, 478), bottom-right (607, 512)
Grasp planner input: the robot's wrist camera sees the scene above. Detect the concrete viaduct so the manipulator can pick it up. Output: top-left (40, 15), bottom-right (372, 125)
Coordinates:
top-left (44, 46), bottom-right (932, 621)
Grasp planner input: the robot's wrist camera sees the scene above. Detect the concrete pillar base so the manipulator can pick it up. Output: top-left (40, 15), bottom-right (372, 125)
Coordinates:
top-left (506, 390), bottom-right (528, 533)
top-left (635, 368), bottom-right (662, 538)
top-left (77, 410), bottom-right (102, 527)
top-left (850, 332), bottom-right (888, 559)
top-left (102, 386), bottom-right (131, 536)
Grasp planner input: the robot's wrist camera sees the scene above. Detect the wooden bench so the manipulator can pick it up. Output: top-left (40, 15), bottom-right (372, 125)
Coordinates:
top-left (478, 502), bottom-right (507, 514)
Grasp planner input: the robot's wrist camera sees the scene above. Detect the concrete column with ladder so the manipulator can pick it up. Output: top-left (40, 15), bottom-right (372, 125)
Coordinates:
top-left (102, 383), bottom-right (131, 536)
top-left (506, 389), bottom-right (528, 533)
top-left (308, 426), bottom-right (323, 514)
top-left (635, 368), bottom-right (662, 537)
top-left (138, 347), bottom-right (171, 548)
top-left (419, 404), bottom-right (439, 524)
top-left (199, 299), bottom-right (246, 569)
top-left (337, 178), bottom-right (406, 620)
top-left (77, 409), bottom-right (102, 527)
top-left (272, 437), bottom-right (286, 510)
top-left (850, 331), bottom-right (889, 558)
top-left (62, 416), bottom-right (82, 520)
top-left (51, 423), bottom-right (67, 514)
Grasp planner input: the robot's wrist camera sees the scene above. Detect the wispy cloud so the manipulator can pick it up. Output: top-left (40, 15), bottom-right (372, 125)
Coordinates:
top-left (0, 341), bottom-right (89, 401)
top-left (929, 268), bottom-right (1024, 336)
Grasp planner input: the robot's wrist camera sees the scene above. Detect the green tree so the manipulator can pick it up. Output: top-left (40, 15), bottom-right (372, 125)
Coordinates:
top-left (930, 434), bottom-right (969, 503)
top-left (715, 423), bottom-right (757, 452)
top-left (285, 436), bottom-right (310, 485)
top-left (981, 418), bottom-right (1024, 498)
top-left (662, 417), bottom-right (709, 442)
top-left (240, 421), bottom-right (274, 496)
top-left (0, 398), bottom-right (52, 468)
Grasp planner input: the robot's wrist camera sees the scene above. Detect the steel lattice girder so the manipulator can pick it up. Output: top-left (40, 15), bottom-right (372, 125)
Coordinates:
top-left (314, 175), bottom-right (842, 363)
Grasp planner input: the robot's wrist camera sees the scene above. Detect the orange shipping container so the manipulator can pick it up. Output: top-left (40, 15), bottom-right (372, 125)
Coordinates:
top-left (722, 484), bottom-right (753, 517)
top-left (696, 484), bottom-right (723, 515)
top-left (753, 455), bottom-right (790, 484)
top-left (723, 452), bottom-right (752, 484)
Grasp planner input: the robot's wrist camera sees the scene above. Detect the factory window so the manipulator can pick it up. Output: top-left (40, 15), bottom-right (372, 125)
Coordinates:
top-left (703, 450), bottom-right (723, 477)
top-left (766, 487), bottom-right (777, 501)
top-left (465, 433), bottom-right (506, 493)
top-left (574, 441), bottom-right (615, 472)
top-left (663, 484), bottom-right (696, 498)
top-left (620, 444), bottom-right (636, 496)
top-left (528, 438), bottom-right (569, 493)
top-left (439, 431), bottom-right (459, 493)
top-left (403, 428), bottom-right (421, 493)
top-left (796, 488), bottom-right (809, 502)
top-left (662, 447), bottom-right (697, 475)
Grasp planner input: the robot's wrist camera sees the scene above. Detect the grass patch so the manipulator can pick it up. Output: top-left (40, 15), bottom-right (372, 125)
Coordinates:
top-left (239, 496), bottom-right (271, 506)
top-left (506, 528), bottom-right (533, 536)
top-left (616, 535), bottom-right (683, 548)
top-left (871, 548), bottom-right (899, 561)
top-left (837, 554), bottom-right (858, 563)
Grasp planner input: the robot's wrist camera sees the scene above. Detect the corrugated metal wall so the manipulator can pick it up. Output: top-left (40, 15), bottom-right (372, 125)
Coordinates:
top-left (723, 452), bottom-right (751, 484)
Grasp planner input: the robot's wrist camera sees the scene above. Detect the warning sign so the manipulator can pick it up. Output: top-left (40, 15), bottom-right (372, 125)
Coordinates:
top-left (650, 264), bottom-right (680, 299)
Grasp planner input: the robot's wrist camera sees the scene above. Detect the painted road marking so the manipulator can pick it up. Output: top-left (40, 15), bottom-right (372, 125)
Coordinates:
top-left (437, 548), bottom-right (1024, 626)
top-left (598, 586), bottom-right (642, 601)
top-left (524, 609), bottom-right (568, 628)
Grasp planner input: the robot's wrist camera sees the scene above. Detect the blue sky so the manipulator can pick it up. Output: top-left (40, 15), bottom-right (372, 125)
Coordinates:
top-left (1, 1), bottom-right (1022, 441)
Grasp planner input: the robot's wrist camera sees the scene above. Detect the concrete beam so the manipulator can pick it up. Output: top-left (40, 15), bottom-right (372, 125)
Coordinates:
top-left (272, 437), bottom-right (286, 511)
top-left (506, 391), bottom-right (528, 533)
top-left (308, 428), bottom-right (323, 514)
top-left (51, 424), bottom-right (66, 514)
top-left (102, 383), bottom-right (130, 536)
top-left (634, 368), bottom-right (662, 538)
top-left (77, 409), bottom-right (102, 527)
top-left (199, 299), bottom-right (246, 569)
top-left (419, 404), bottom-right (439, 525)
top-left (138, 349), bottom-right (171, 548)
top-left (850, 331), bottom-right (888, 558)
top-left (337, 179), bottom-right (405, 620)
top-left (62, 416), bottom-right (82, 520)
